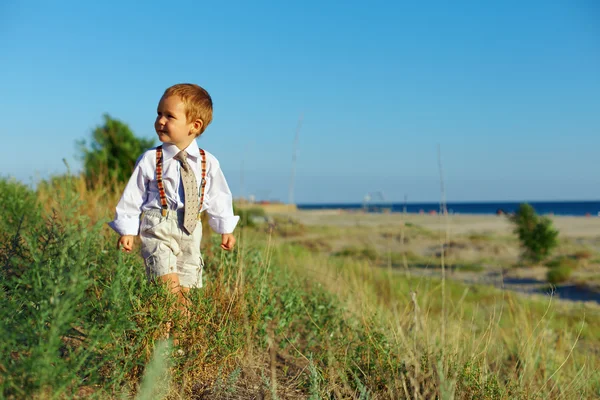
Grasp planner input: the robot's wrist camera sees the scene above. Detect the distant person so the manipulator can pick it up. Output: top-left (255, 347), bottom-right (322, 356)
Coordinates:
top-left (109, 83), bottom-right (239, 350)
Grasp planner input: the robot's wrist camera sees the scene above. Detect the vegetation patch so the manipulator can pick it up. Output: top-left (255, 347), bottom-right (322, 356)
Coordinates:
top-left (1, 172), bottom-right (599, 398)
top-left (333, 246), bottom-right (378, 261)
top-left (508, 203), bottom-right (559, 263)
top-left (545, 255), bottom-right (580, 270)
top-left (546, 265), bottom-right (573, 284)
top-left (266, 215), bottom-right (306, 237)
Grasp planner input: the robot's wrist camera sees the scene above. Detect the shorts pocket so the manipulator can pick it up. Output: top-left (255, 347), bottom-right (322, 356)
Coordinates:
top-left (144, 251), bottom-right (175, 279)
top-left (144, 254), bottom-right (159, 279)
top-left (141, 213), bottom-right (165, 233)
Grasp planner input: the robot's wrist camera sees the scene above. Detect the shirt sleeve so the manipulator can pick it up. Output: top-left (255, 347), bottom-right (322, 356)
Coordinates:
top-left (108, 155), bottom-right (149, 236)
top-left (204, 159), bottom-right (240, 234)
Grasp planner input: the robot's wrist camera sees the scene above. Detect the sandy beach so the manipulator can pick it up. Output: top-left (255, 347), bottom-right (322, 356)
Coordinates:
top-left (286, 209), bottom-right (600, 239)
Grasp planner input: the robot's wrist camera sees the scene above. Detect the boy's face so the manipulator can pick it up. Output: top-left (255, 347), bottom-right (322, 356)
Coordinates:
top-left (155, 95), bottom-right (202, 150)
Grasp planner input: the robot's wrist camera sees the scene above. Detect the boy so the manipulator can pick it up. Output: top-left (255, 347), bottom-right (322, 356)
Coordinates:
top-left (109, 83), bottom-right (239, 330)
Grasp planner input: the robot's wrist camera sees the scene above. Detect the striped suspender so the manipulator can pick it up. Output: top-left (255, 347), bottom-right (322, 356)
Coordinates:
top-left (155, 145), bottom-right (207, 218)
top-left (155, 146), bottom-right (168, 217)
top-left (199, 149), bottom-right (207, 214)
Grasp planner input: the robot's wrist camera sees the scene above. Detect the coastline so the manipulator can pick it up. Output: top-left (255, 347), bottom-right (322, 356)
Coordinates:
top-left (295, 200), bottom-right (600, 217)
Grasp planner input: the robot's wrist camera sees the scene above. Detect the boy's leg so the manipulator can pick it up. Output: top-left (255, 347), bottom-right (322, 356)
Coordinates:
top-left (139, 211), bottom-right (184, 340)
top-left (169, 223), bottom-right (203, 348)
top-left (158, 273), bottom-right (191, 319)
top-left (157, 273), bottom-right (191, 348)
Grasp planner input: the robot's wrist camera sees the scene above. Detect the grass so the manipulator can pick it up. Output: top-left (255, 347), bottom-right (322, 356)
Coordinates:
top-left (547, 266), bottom-right (573, 284)
top-left (1, 174), bottom-right (600, 398)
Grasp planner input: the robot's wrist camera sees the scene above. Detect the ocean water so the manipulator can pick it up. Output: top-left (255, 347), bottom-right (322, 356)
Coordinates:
top-left (297, 201), bottom-right (600, 217)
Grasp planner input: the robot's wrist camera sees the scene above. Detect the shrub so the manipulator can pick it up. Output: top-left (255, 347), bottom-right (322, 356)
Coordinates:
top-left (508, 204), bottom-right (559, 263)
top-left (547, 266), bottom-right (573, 284)
top-left (0, 177), bottom-right (41, 233)
top-left (77, 114), bottom-right (155, 189)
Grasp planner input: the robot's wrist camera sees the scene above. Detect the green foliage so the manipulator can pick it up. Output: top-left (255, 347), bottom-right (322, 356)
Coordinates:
top-left (508, 203), bottom-right (559, 263)
top-left (0, 177), bottom-right (41, 234)
top-left (233, 206), bottom-right (266, 228)
top-left (78, 114), bottom-right (155, 189)
top-left (547, 265), bottom-right (573, 284)
top-left (455, 360), bottom-right (504, 398)
top-left (0, 177), bottom-right (164, 397)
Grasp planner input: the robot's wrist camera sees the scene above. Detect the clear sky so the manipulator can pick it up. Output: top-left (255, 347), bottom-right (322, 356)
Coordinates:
top-left (1, 1), bottom-right (599, 204)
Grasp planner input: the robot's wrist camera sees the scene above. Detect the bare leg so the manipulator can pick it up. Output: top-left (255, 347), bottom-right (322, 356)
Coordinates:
top-left (179, 287), bottom-right (191, 320)
top-left (158, 273), bottom-right (191, 346)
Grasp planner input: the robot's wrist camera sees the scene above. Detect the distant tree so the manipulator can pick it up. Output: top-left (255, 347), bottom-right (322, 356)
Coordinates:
top-left (78, 114), bottom-right (155, 189)
top-left (508, 203), bottom-right (559, 263)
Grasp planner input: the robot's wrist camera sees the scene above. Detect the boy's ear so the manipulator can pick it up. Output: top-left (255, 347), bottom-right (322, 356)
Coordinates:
top-left (192, 119), bottom-right (203, 135)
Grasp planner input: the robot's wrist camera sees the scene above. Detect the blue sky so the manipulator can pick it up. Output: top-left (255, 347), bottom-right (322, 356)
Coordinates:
top-left (1, 1), bottom-right (599, 203)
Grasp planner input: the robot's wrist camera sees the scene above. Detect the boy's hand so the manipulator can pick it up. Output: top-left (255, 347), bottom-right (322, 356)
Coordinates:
top-left (220, 233), bottom-right (236, 251)
top-left (117, 235), bottom-right (135, 253)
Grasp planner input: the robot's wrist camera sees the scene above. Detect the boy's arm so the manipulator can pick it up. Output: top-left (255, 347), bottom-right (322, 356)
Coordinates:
top-left (203, 158), bottom-right (240, 243)
top-left (109, 154), bottom-right (150, 238)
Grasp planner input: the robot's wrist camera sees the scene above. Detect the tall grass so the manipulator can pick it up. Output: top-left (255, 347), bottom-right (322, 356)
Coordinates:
top-left (1, 174), bottom-right (599, 399)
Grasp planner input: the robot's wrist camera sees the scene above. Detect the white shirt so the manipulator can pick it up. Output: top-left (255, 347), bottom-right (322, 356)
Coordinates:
top-left (109, 141), bottom-right (239, 236)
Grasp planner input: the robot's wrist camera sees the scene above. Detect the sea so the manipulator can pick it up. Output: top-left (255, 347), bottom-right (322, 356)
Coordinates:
top-left (297, 201), bottom-right (600, 217)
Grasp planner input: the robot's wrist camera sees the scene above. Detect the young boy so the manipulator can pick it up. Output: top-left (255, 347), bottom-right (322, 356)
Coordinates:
top-left (109, 83), bottom-right (239, 323)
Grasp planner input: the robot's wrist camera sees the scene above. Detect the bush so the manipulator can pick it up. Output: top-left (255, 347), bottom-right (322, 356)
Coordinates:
top-left (547, 265), bottom-right (573, 284)
top-left (77, 114), bottom-right (155, 189)
top-left (508, 204), bottom-right (559, 263)
top-left (0, 177), bottom-right (41, 232)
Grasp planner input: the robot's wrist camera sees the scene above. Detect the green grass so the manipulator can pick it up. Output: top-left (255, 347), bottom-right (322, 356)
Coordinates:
top-left (547, 266), bottom-right (573, 284)
top-left (1, 175), bottom-right (600, 398)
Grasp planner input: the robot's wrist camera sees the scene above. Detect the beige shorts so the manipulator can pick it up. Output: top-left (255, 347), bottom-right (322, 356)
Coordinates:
top-left (139, 209), bottom-right (204, 288)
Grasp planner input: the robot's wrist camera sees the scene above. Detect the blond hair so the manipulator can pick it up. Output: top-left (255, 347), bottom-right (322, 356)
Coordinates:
top-left (162, 83), bottom-right (213, 136)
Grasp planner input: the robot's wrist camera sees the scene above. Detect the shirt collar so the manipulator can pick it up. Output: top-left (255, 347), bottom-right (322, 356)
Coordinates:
top-left (161, 140), bottom-right (200, 161)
